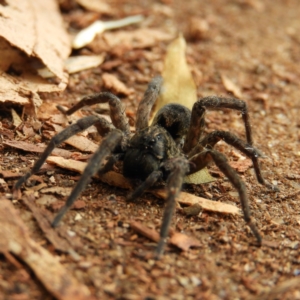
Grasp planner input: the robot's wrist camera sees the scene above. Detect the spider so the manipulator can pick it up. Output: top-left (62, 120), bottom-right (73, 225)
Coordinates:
top-left (14, 76), bottom-right (275, 259)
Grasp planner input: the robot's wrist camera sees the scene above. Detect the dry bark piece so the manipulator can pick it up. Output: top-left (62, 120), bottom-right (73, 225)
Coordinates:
top-left (50, 124), bottom-right (99, 153)
top-left (46, 156), bottom-right (132, 189)
top-left (153, 189), bottom-right (241, 215)
top-left (3, 139), bottom-right (77, 159)
top-left (0, 199), bottom-right (92, 300)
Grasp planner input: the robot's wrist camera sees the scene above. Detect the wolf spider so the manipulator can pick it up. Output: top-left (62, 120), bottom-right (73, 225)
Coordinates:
top-left (14, 76), bottom-right (275, 259)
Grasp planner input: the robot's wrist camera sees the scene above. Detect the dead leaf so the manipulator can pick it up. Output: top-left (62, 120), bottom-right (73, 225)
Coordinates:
top-left (152, 35), bottom-right (197, 116)
top-left (102, 73), bottom-right (134, 95)
top-left (151, 35), bottom-right (213, 185)
top-left (11, 109), bottom-right (23, 127)
top-left (221, 74), bottom-right (243, 98)
top-left (38, 55), bottom-right (105, 78)
top-left (257, 277), bottom-right (300, 300)
top-left (0, 199), bottom-right (92, 300)
top-left (0, 0), bottom-right (70, 106)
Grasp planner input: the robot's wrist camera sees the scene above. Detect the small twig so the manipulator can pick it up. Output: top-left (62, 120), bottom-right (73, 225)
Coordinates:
top-left (73, 15), bottom-right (144, 49)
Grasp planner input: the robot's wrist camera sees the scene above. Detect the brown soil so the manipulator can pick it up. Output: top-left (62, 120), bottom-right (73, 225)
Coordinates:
top-left (1, 0), bottom-right (300, 299)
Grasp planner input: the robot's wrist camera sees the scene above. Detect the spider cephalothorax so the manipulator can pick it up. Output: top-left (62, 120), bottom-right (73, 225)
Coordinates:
top-left (14, 76), bottom-right (276, 259)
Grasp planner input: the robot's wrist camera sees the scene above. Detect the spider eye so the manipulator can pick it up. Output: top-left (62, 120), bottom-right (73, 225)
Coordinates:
top-left (156, 134), bottom-right (162, 140)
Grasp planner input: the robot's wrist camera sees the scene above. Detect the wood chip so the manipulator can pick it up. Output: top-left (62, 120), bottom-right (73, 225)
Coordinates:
top-left (102, 73), bottom-right (134, 95)
top-left (130, 220), bottom-right (160, 243)
top-left (153, 190), bottom-right (241, 215)
top-left (221, 74), bottom-right (243, 98)
top-left (169, 231), bottom-right (201, 251)
top-left (0, 199), bottom-right (92, 300)
top-left (50, 124), bottom-right (99, 153)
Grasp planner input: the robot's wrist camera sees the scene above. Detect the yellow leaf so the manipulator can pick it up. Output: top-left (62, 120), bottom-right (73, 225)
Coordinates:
top-left (152, 34), bottom-right (197, 119)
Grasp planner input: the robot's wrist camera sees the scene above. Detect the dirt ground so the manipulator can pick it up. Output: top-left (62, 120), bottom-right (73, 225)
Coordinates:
top-left (1, 0), bottom-right (300, 299)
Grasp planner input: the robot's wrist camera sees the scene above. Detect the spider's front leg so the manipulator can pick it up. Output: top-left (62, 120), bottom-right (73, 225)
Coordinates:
top-left (52, 129), bottom-right (123, 226)
top-left (155, 157), bottom-right (190, 259)
top-left (14, 116), bottom-right (112, 190)
top-left (184, 96), bottom-right (275, 189)
top-left (126, 156), bottom-right (189, 259)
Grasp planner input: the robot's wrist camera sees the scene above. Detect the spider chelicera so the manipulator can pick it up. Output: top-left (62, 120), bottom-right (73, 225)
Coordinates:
top-left (14, 76), bottom-right (275, 259)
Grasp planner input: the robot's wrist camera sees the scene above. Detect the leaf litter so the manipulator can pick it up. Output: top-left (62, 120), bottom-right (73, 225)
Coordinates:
top-left (1, 1), bottom-right (300, 299)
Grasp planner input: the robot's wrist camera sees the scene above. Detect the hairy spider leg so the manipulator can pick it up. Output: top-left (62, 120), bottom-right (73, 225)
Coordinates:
top-left (188, 130), bottom-right (264, 180)
top-left (127, 156), bottom-right (190, 258)
top-left (135, 76), bottom-right (163, 130)
top-left (57, 92), bottom-right (130, 136)
top-left (184, 96), bottom-right (273, 188)
top-left (14, 116), bottom-right (112, 190)
top-left (52, 130), bottom-right (123, 227)
top-left (155, 157), bottom-right (190, 259)
top-left (189, 148), bottom-right (262, 245)
top-left (127, 170), bottom-right (163, 201)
